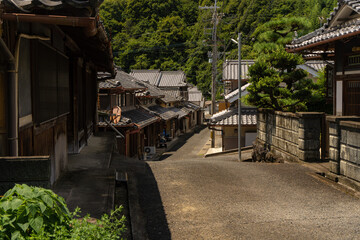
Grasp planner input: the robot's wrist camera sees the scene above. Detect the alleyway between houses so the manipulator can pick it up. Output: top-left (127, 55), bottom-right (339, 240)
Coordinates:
top-left (133, 127), bottom-right (360, 240)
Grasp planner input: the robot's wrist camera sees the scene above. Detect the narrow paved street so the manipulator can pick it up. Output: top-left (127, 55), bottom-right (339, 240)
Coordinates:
top-left (136, 127), bottom-right (360, 240)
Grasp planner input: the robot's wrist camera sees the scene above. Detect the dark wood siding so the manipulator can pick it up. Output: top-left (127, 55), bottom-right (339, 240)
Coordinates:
top-left (345, 80), bottom-right (360, 116)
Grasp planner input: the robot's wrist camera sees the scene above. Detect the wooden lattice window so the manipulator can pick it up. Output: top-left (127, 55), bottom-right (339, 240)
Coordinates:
top-left (326, 65), bottom-right (334, 98)
top-left (348, 55), bottom-right (360, 66)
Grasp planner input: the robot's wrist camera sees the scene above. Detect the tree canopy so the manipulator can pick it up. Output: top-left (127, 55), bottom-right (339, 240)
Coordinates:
top-left (99, 0), bottom-right (338, 98)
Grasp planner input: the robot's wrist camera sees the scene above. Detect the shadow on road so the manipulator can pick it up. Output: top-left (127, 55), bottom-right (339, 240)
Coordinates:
top-left (136, 163), bottom-right (171, 240)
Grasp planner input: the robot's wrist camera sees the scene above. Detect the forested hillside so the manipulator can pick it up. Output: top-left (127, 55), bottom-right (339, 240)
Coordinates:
top-left (100, 0), bottom-right (337, 97)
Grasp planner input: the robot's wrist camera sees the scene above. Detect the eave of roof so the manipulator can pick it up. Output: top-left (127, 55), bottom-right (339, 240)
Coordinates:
top-left (142, 105), bottom-right (179, 121)
top-left (287, 1), bottom-right (360, 53)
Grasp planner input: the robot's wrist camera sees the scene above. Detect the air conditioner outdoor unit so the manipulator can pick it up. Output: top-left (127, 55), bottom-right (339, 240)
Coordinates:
top-left (144, 146), bottom-right (156, 155)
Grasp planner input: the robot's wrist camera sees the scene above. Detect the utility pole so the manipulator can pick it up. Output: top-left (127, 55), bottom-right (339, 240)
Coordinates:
top-left (231, 33), bottom-right (242, 161)
top-left (200, 0), bottom-right (220, 148)
top-left (237, 33), bottom-right (242, 162)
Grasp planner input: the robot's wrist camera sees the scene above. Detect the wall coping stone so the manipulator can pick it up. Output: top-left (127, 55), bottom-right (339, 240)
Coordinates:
top-left (296, 112), bottom-right (324, 118)
top-left (340, 121), bottom-right (360, 130)
top-left (258, 109), bottom-right (324, 119)
top-left (326, 116), bottom-right (360, 123)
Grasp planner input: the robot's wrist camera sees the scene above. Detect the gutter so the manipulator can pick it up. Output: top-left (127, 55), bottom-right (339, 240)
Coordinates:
top-left (2, 13), bottom-right (97, 37)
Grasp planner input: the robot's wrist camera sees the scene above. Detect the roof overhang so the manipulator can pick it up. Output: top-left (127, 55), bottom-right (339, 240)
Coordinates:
top-left (2, 12), bottom-right (115, 76)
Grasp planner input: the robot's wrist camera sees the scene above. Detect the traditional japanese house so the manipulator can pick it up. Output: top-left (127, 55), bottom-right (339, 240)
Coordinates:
top-left (209, 107), bottom-right (257, 150)
top-left (287, 0), bottom-right (360, 184)
top-left (97, 71), bottom-right (160, 158)
top-left (287, 0), bottom-right (360, 116)
top-left (209, 84), bottom-right (257, 150)
top-left (0, 0), bottom-right (114, 187)
top-left (188, 85), bottom-right (205, 125)
top-left (130, 69), bottom-right (188, 103)
top-left (222, 60), bottom-right (255, 95)
top-left (142, 105), bottom-right (179, 139)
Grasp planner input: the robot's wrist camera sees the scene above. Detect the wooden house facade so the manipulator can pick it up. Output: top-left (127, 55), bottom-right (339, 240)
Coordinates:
top-left (97, 71), bottom-right (161, 158)
top-left (0, 0), bottom-right (114, 184)
top-left (287, 0), bottom-right (360, 116)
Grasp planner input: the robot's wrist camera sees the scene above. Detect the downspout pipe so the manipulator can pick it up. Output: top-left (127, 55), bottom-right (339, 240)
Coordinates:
top-left (0, 37), bottom-right (17, 156)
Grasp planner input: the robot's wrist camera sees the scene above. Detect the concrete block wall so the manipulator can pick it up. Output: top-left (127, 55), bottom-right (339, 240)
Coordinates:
top-left (0, 156), bottom-right (51, 194)
top-left (340, 121), bottom-right (360, 182)
top-left (327, 116), bottom-right (360, 175)
top-left (257, 109), bottom-right (324, 162)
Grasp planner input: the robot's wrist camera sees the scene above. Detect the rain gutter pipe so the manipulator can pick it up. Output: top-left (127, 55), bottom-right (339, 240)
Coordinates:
top-left (0, 37), bottom-right (16, 156)
top-left (0, 33), bottom-right (50, 156)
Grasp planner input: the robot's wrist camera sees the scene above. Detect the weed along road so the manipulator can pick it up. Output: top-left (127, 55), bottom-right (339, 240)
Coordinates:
top-left (135, 127), bottom-right (360, 240)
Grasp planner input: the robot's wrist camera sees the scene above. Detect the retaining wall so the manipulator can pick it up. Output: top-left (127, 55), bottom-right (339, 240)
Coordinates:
top-left (0, 156), bottom-right (51, 194)
top-left (256, 109), bottom-right (324, 162)
top-left (327, 116), bottom-right (360, 183)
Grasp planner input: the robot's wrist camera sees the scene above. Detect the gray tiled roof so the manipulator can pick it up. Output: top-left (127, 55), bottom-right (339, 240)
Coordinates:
top-left (223, 60), bottom-right (255, 81)
top-left (114, 71), bottom-right (146, 90)
top-left (168, 107), bottom-right (188, 119)
top-left (161, 90), bottom-right (183, 101)
top-left (143, 105), bottom-right (178, 121)
top-left (98, 108), bottom-right (159, 128)
top-left (2, 0), bottom-right (102, 12)
top-left (158, 71), bottom-right (187, 87)
top-left (130, 70), bottom-right (161, 86)
top-left (134, 81), bottom-right (165, 98)
top-left (288, 1), bottom-right (360, 50)
top-left (99, 79), bottom-right (121, 89)
top-left (130, 70), bottom-right (180, 102)
top-left (210, 108), bottom-right (257, 126)
top-left (304, 60), bottom-right (329, 71)
top-left (188, 86), bottom-right (203, 102)
top-left (183, 102), bottom-right (201, 111)
top-left (324, 0), bottom-right (360, 28)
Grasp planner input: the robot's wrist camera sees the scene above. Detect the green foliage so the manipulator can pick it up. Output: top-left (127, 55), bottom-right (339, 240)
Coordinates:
top-left (0, 184), bottom-right (71, 239)
top-left (99, 0), bottom-right (338, 98)
top-left (244, 14), bottom-right (327, 112)
top-left (0, 184), bottom-right (126, 240)
top-left (32, 207), bottom-right (126, 240)
top-left (307, 68), bottom-right (333, 113)
top-left (245, 49), bottom-right (317, 112)
top-left (252, 17), bottom-right (311, 55)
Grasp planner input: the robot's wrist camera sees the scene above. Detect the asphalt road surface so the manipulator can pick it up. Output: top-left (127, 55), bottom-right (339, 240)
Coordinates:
top-left (136, 127), bottom-right (360, 240)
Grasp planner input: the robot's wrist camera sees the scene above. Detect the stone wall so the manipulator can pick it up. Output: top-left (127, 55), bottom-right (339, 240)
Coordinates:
top-left (327, 116), bottom-right (360, 183)
top-left (0, 156), bottom-right (51, 194)
top-left (327, 116), bottom-right (360, 174)
top-left (256, 109), bottom-right (324, 162)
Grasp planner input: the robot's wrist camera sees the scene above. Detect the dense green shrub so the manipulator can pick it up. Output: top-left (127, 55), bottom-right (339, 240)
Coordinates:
top-left (0, 184), bottom-right (71, 239)
top-left (0, 184), bottom-right (126, 240)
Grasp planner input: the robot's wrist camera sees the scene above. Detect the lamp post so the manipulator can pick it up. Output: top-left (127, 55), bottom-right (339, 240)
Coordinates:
top-left (231, 33), bottom-right (241, 161)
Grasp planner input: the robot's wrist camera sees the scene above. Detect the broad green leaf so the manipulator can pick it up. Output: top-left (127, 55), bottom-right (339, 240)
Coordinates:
top-left (29, 216), bottom-right (43, 233)
top-left (28, 204), bottom-right (38, 217)
top-left (11, 230), bottom-right (21, 240)
top-left (10, 199), bottom-right (23, 210)
top-left (17, 222), bottom-right (29, 233)
top-left (38, 202), bottom-right (46, 213)
top-left (0, 200), bottom-right (11, 212)
top-left (41, 195), bottom-right (53, 207)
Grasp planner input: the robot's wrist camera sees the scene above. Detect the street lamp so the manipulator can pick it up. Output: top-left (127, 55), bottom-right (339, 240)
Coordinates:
top-left (231, 33), bottom-right (241, 162)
